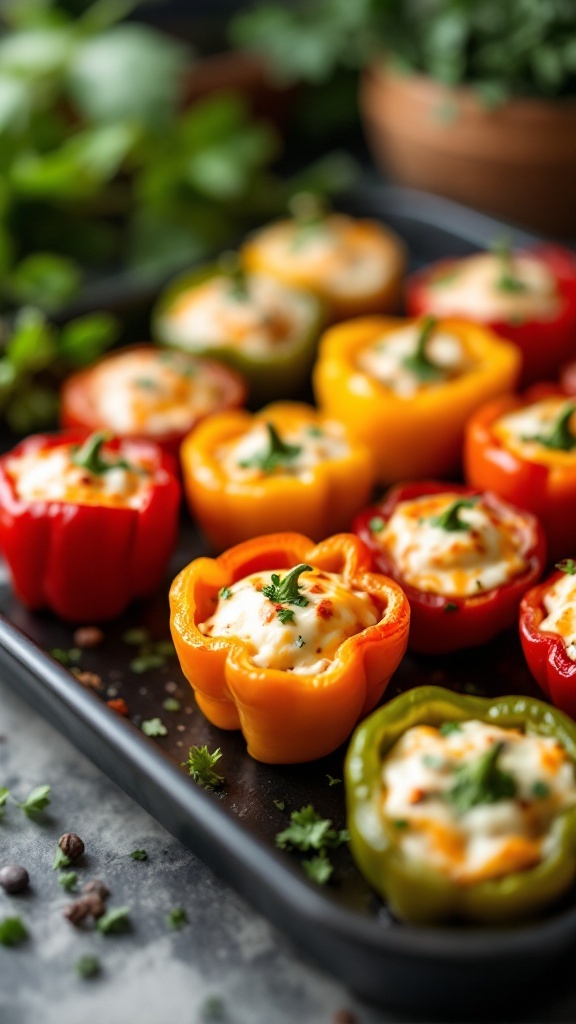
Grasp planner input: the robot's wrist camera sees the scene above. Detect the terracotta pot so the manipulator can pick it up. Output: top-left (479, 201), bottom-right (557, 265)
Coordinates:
top-left (361, 64), bottom-right (576, 237)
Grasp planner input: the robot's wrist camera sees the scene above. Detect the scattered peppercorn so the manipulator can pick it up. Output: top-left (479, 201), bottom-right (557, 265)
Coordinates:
top-left (82, 879), bottom-right (110, 900)
top-left (58, 833), bottom-right (85, 861)
top-left (107, 698), bottom-right (129, 716)
top-left (73, 627), bottom-right (104, 649)
top-left (0, 865), bottom-right (29, 894)
top-left (64, 899), bottom-right (91, 926)
top-left (82, 893), bottom-right (106, 919)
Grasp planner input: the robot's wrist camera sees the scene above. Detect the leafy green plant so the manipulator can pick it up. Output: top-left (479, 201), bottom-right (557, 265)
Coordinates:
top-left (233, 0), bottom-right (576, 102)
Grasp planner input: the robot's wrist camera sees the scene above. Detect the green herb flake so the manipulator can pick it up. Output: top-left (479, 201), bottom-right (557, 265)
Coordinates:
top-left (18, 784), bottom-right (51, 816)
top-left (239, 422), bottom-right (301, 473)
top-left (302, 853), bottom-right (333, 885)
top-left (122, 628), bottom-right (150, 646)
top-left (262, 564), bottom-right (311, 608)
top-left (422, 754), bottom-right (445, 770)
top-left (402, 315), bottom-right (444, 383)
top-left (307, 425), bottom-right (323, 438)
top-left (326, 775), bottom-right (341, 786)
top-left (130, 849), bottom-right (148, 861)
top-left (492, 239), bottom-right (528, 294)
top-left (166, 907), bottom-right (188, 930)
top-left (130, 654), bottom-right (166, 674)
top-left (97, 906), bottom-right (130, 935)
top-left (447, 742), bottom-right (517, 816)
top-left (440, 722), bottom-right (462, 737)
top-left (524, 403), bottom-right (576, 452)
top-left (532, 780), bottom-right (551, 799)
top-left (393, 819), bottom-right (409, 829)
top-left (368, 516), bottom-right (385, 533)
top-left (556, 559), bottom-right (576, 576)
top-left (273, 799), bottom-right (285, 811)
top-left (162, 697), bottom-right (181, 713)
top-left (71, 431), bottom-right (131, 476)
top-left (201, 995), bottom-right (225, 1021)
top-left (59, 871), bottom-right (78, 892)
top-left (53, 848), bottom-right (71, 870)
top-left (76, 955), bottom-right (101, 979)
top-left (218, 587), bottom-right (232, 601)
top-left (153, 639), bottom-right (176, 658)
top-left (0, 917), bottom-right (28, 947)
top-left (277, 607), bottom-right (295, 625)
top-left (444, 602), bottom-right (459, 613)
top-left (183, 745), bottom-right (225, 790)
top-left (0, 787), bottom-right (10, 809)
top-left (134, 378), bottom-right (158, 390)
top-left (275, 805), bottom-right (348, 853)
top-left (431, 498), bottom-right (477, 532)
top-left (141, 718), bottom-right (168, 737)
top-left (51, 647), bottom-right (82, 667)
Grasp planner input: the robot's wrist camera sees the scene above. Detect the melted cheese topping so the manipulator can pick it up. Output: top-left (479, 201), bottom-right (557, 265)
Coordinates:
top-left (8, 443), bottom-right (154, 509)
top-left (159, 273), bottom-right (317, 357)
top-left (424, 252), bottom-right (560, 322)
top-left (217, 422), bottom-right (350, 482)
top-left (540, 572), bottom-right (576, 661)
top-left (378, 492), bottom-right (531, 597)
top-left (198, 567), bottom-right (379, 674)
top-left (493, 398), bottom-right (576, 467)
top-left (356, 323), bottom-right (473, 397)
top-left (382, 720), bottom-right (576, 884)
top-left (81, 349), bottom-right (230, 437)
top-left (251, 215), bottom-right (398, 298)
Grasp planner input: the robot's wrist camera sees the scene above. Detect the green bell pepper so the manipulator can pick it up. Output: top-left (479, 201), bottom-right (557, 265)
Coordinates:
top-left (345, 686), bottom-right (576, 925)
top-left (152, 259), bottom-right (326, 406)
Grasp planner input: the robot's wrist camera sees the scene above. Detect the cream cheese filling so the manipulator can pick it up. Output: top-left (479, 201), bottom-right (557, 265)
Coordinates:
top-left (425, 252), bottom-right (560, 322)
top-left (8, 444), bottom-right (153, 509)
top-left (540, 572), bottom-right (576, 661)
top-left (216, 421), bottom-right (350, 481)
top-left (356, 323), bottom-right (472, 396)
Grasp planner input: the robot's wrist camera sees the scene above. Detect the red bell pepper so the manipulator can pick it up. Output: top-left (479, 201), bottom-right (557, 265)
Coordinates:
top-left (0, 431), bottom-right (181, 622)
top-left (464, 386), bottom-right (576, 564)
top-left (520, 562), bottom-right (576, 719)
top-left (353, 481), bottom-right (546, 654)
top-left (407, 245), bottom-right (576, 386)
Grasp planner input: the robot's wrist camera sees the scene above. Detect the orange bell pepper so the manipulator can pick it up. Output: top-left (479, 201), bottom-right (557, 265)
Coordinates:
top-left (169, 532), bottom-right (410, 763)
top-left (464, 386), bottom-right (576, 563)
top-left (241, 210), bottom-right (406, 321)
top-left (179, 401), bottom-right (374, 551)
top-left (313, 315), bottom-right (521, 485)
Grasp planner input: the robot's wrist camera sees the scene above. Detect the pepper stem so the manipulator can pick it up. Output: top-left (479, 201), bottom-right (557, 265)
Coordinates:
top-left (430, 497), bottom-right (477, 532)
top-left (72, 432), bottom-right (113, 475)
top-left (493, 238), bottom-right (527, 294)
top-left (529, 403), bottom-right (576, 451)
top-left (262, 563), bottom-right (312, 608)
top-left (219, 251), bottom-right (248, 301)
top-left (402, 316), bottom-right (443, 382)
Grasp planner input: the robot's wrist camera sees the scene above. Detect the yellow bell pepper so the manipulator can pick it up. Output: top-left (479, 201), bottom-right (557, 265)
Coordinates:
top-left (313, 315), bottom-right (521, 485)
top-left (169, 531), bottom-right (410, 763)
top-left (180, 401), bottom-right (375, 551)
top-left (241, 210), bottom-right (406, 321)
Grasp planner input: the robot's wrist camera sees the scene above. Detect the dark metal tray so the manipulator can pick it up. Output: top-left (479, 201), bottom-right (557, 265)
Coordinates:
top-left (1, 183), bottom-right (574, 1019)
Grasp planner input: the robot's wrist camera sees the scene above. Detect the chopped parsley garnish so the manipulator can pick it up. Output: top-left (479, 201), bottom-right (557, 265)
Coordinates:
top-left (277, 607), bottom-right (295, 625)
top-left (393, 819), bottom-right (409, 829)
top-left (302, 853), bottom-right (333, 885)
top-left (0, 916), bottom-right (28, 947)
top-left (447, 741), bottom-right (517, 816)
top-left (130, 849), bottom-right (148, 861)
top-left (219, 251), bottom-right (249, 301)
top-left (201, 995), bottom-right (225, 1021)
top-left (218, 586), bottom-right (232, 601)
top-left (162, 697), bottom-right (181, 713)
top-left (129, 637), bottom-right (176, 674)
top-left (18, 784), bottom-right (51, 816)
top-left (430, 497), bottom-right (477, 532)
top-left (275, 805), bottom-right (349, 853)
top-left (166, 907), bottom-right (188, 930)
top-left (0, 787), bottom-right (9, 811)
top-left (262, 564), bottom-right (311, 608)
top-left (239, 422), bottom-right (302, 474)
top-left (326, 775), bottom-right (341, 786)
top-left (444, 602), bottom-right (458, 613)
top-left (307, 425), bottom-right (323, 438)
top-left (556, 559), bottom-right (576, 575)
top-left (71, 431), bottom-right (131, 475)
top-left (59, 871), bottom-right (78, 892)
top-left (295, 635), bottom-right (305, 648)
top-left (183, 745), bottom-right (225, 790)
top-left (402, 315), bottom-right (444, 382)
top-left (76, 955), bottom-right (101, 979)
top-left (368, 516), bottom-right (385, 533)
top-left (273, 799), bottom-right (285, 811)
top-left (532, 780), bottom-right (551, 799)
top-left (440, 722), bottom-right (462, 736)
top-left (51, 647), bottom-right (81, 667)
top-left (122, 628), bottom-right (150, 646)
top-left (134, 378), bottom-right (158, 390)
top-left (53, 848), bottom-right (71, 870)
top-left (422, 754), bottom-right (445, 770)
top-left (141, 718), bottom-right (168, 737)
top-left (493, 239), bottom-right (528, 294)
top-left (524, 403), bottom-right (576, 451)
top-left (97, 906), bottom-right (130, 935)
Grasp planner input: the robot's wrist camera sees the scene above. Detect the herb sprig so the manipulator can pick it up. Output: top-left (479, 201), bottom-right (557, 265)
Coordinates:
top-left (275, 804), bottom-right (349, 883)
top-left (239, 422), bottom-right (302, 474)
top-left (430, 498), bottom-right (477, 532)
top-left (447, 742), bottom-right (517, 816)
top-left (402, 316), bottom-right (443, 383)
top-left (183, 746), bottom-right (225, 791)
top-left (525, 403), bottom-right (576, 452)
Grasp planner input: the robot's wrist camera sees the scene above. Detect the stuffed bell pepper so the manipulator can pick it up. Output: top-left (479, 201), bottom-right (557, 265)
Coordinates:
top-left (354, 482), bottom-right (545, 654)
top-left (0, 430), bottom-right (180, 622)
top-left (313, 314), bottom-right (520, 485)
top-left (180, 401), bottom-right (374, 550)
top-left (152, 255), bottom-right (325, 404)
top-left (241, 195), bottom-right (406, 321)
top-left (346, 686), bottom-right (576, 924)
top-left (169, 532), bottom-right (410, 763)
top-left (520, 559), bottom-right (576, 719)
top-left (61, 344), bottom-right (247, 459)
top-left (407, 244), bottom-right (576, 385)
top-left (465, 387), bottom-right (576, 563)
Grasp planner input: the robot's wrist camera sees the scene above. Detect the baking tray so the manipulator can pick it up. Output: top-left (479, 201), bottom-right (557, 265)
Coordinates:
top-left (1, 182), bottom-right (574, 1018)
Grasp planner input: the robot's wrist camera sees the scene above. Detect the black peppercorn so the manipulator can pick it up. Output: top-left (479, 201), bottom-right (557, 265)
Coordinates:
top-left (0, 864), bottom-right (29, 894)
top-left (58, 832), bottom-right (85, 861)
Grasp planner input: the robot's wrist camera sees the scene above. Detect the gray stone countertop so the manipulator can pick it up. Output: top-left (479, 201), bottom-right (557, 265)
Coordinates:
top-left (1, 680), bottom-right (575, 1024)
